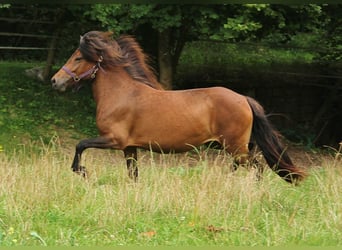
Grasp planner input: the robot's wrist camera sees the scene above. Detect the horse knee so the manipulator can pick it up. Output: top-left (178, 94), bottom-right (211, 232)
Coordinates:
top-left (76, 141), bottom-right (86, 154)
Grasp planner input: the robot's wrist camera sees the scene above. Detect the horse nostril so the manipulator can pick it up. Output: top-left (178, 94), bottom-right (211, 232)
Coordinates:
top-left (51, 78), bottom-right (59, 89)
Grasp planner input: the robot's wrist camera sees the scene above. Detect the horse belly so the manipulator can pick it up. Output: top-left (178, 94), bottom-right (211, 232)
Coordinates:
top-left (131, 109), bottom-right (215, 153)
top-left (139, 136), bottom-right (212, 153)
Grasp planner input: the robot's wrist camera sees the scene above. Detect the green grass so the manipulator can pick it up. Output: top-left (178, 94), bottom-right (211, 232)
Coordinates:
top-left (0, 61), bottom-right (97, 152)
top-left (1, 61), bottom-right (341, 246)
top-left (0, 138), bottom-right (341, 246)
top-left (175, 41), bottom-right (317, 88)
top-left (178, 41), bottom-right (315, 70)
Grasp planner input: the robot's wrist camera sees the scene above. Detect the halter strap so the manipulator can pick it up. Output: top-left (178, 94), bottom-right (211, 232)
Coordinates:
top-left (62, 65), bottom-right (98, 82)
top-left (62, 56), bottom-right (103, 82)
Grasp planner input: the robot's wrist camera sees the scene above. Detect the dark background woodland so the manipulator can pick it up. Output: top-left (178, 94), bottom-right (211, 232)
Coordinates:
top-left (0, 4), bottom-right (341, 147)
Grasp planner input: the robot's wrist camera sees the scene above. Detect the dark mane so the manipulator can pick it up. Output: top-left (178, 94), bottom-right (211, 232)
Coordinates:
top-left (116, 35), bottom-right (162, 89)
top-left (79, 31), bottom-right (163, 90)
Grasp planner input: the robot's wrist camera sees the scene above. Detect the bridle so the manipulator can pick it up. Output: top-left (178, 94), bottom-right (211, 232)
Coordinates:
top-left (62, 56), bottom-right (103, 82)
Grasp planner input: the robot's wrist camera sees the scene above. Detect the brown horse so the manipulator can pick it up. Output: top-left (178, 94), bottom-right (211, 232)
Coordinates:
top-left (51, 31), bottom-right (307, 184)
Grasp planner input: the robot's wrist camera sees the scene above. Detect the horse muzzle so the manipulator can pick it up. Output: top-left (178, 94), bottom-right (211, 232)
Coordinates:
top-left (51, 77), bottom-right (68, 92)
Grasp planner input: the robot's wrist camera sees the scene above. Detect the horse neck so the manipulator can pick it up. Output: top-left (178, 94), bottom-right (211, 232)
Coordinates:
top-left (92, 67), bottom-right (139, 105)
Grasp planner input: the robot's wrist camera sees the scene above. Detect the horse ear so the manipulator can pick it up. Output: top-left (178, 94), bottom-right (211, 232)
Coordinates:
top-left (80, 35), bottom-right (84, 44)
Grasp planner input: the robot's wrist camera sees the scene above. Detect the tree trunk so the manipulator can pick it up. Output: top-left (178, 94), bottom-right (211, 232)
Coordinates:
top-left (158, 29), bottom-right (173, 90)
top-left (43, 32), bottom-right (58, 82)
top-left (43, 8), bottom-right (64, 82)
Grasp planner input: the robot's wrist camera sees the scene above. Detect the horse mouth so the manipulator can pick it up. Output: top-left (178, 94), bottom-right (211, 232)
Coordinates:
top-left (51, 80), bottom-right (82, 93)
top-left (52, 81), bottom-right (67, 92)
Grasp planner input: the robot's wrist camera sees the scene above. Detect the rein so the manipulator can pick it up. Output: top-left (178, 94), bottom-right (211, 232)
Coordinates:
top-left (62, 56), bottom-right (103, 82)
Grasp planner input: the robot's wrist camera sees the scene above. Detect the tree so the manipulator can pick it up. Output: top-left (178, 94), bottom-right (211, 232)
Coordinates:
top-left (314, 4), bottom-right (342, 66)
top-left (86, 4), bottom-right (331, 89)
top-left (86, 4), bottom-right (229, 89)
top-left (2, 4), bottom-right (336, 87)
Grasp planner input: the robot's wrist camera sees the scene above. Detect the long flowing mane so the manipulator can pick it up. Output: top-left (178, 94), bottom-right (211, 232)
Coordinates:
top-left (117, 35), bottom-right (162, 89)
top-left (79, 31), bottom-right (163, 89)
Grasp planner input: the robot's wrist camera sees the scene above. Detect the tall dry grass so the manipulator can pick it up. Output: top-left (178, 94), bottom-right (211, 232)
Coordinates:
top-left (0, 136), bottom-right (341, 246)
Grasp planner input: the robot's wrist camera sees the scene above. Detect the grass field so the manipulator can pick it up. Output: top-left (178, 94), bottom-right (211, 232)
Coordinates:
top-left (0, 137), bottom-right (341, 246)
top-left (0, 61), bottom-right (341, 246)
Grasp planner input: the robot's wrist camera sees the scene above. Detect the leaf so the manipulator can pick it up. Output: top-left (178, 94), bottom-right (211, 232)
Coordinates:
top-left (206, 225), bottom-right (224, 233)
top-left (140, 231), bottom-right (156, 238)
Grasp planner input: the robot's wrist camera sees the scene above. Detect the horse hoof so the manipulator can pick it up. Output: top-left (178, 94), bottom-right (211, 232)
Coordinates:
top-left (80, 166), bottom-right (88, 178)
top-left (74, 166), bottom-right (88, 178)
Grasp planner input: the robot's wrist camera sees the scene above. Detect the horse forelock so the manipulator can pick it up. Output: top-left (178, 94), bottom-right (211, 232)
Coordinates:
top-left (79, 31), bottom-right (124, 66)
top-left (79, 31), bottom-right (161, 89)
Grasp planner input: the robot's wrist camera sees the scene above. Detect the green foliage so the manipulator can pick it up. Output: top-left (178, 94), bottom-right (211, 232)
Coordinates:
top-left (313, 4), bottom-right (342, 65)
top-left (176, 40), bottom-right (316, 86)
top-left (86, 4), bottom-right (184, 33)
top-left (86, 4), bottom-right (330, 42)
top-left (84, 4), bottom-right (339, 89)
top-left (223, 17), bottom-right (262, 39)
top-left (2, 4), bottom-right (340, 65)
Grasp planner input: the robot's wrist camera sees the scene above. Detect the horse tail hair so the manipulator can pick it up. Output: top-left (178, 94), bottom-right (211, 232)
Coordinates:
top-left (246, 96), bottom-right (307, 184)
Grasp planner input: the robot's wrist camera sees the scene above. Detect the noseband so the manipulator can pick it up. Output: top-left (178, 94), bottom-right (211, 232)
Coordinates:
top-left (62, 56), bottom-right (103, 82)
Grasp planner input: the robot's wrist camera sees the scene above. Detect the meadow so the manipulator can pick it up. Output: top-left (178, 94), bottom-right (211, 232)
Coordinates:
top-left (0, 49), bottom-right (341, 246)
top-left (0, 137), bottom-right (341, 246)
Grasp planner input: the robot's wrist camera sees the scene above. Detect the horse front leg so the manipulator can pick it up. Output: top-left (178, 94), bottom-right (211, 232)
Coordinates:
top-left (124, 146), bottom-right (138, 181)
top-left (71, 136), bottom-right (115, 177)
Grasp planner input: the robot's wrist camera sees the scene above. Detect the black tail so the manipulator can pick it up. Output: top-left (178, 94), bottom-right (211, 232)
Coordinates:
top-left (246, 97), bottom-right (307, 184)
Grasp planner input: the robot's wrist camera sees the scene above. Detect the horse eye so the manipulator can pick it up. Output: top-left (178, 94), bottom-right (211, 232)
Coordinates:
top-left (75, 57), bottom-right (83, 61)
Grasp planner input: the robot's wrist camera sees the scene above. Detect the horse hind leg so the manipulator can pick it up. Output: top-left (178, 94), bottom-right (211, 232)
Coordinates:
top-left (124, 146), bottom-right (138, 182)
top-left (227, 141), bottom-right (265, 181)
top-left (238, 142), bottom-right (267, 181)
top-left (247, 142), bottom-right (265, 181)
top-left (231, 144), bottom-right (250, 171)
top-left (220, 137), bottom-right (249, 171)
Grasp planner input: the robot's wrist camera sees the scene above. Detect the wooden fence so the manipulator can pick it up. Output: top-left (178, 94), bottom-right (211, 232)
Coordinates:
top-left (0, 7), bottom-right (62, 81)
